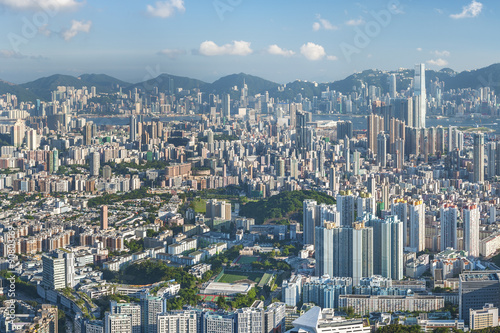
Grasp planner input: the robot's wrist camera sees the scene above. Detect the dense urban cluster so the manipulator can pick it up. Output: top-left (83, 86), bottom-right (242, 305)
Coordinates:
top-left (1, 64), bottom-right (500, 333)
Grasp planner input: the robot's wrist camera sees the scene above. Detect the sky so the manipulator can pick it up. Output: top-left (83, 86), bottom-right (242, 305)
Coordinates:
top-left (0, 0), bottom-right (498, 85)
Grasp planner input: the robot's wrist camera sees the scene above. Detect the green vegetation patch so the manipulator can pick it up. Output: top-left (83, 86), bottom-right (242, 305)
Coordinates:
top-left (216, 272), bottom-right (263, 284)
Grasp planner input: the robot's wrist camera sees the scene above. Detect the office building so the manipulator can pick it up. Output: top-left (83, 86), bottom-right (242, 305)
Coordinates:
top-left (469, 304), bottom-right (499, 330)
top-left (487, 142), bottom-right (496, 179)
top-left (391, 199), bottom-right (408, 247)
top-left (377, 133), bottom-right (388, 168)
top-left (42, 249), bottom-right (75, 290)
top-left (459, 272), bottom-right (500, 323)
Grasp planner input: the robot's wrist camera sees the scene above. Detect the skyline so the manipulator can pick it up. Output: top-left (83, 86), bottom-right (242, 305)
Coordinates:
top-left (0, 0), bottom-right (498, 84)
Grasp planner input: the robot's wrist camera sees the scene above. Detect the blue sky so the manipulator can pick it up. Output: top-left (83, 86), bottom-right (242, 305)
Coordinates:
top-left (0, 0), bottom-right (497, 84)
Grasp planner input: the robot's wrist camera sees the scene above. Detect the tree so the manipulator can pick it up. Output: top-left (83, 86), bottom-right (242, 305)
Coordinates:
top-left (217, 296), bottom-right (227, 309)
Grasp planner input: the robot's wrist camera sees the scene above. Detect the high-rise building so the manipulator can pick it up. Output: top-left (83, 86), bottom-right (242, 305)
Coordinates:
top-left (377, 133), bottom-right (388, 168)
top-left (11, 119), bottom-right (25, 147)
top-left (110, 301), bottom-right (141, 333)
top-left (101, 205), bottom-right (108, 230)
top-left (315, 221), bottom-right (373, 285)
top-left (141, 294), bottom-right (165, 333)
top-left (365, 215), bottom-right (403, 280)
top-left (389, 74), bottom-right (397, 98)
top-left (26, 128), bottom-right (38, 150)
top-left (337, 192), bottom-right (356, 227)
top-left (367, 114), bottom-right (384, 154)
top-left (105, 312), bottom-right (132, 333)
top-left (296, 111), bottom-right (312, 155)
top-left (413, 63), bottom-right (426, 129)
top-left (234, 307), bottom-right (263, 333)
top-left (90, 152), bottom-right (100, 177)
top-left (391, 199), bottom-right (408, 247)
top-left (202, 312), bottom-right (235, 333)
top-left (440, 204), bottom-right (458, 251)
top-left (264, 302), bottom-right (286, 333)
top-left (409, 199), bottom-right (425, 252)
top-left (223, 94), bottom-right (231, 120)
top-left (303, 199), bottom-right (317, 246)
top-left (85, 122), bottom-right (96, 146)
top-left (42, 249), bottom-right (75, 290)
top-left (157, 311), bottom-right (198, 333)
top-left (459, 272), bottom-right (500, 323)
top-left (474, 133), bottom-right (485, 183)
top-left (464, 204), bottom-right (480, 257)
top-left (130, 115), bottom-right (138, 142)
top-left (487, 142), bottom-right (496, 179)
top-left (337, 121), bottom-right (353, 141)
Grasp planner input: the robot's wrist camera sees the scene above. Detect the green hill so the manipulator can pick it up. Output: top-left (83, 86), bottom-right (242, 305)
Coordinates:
top-left (239, 190), bottom-right (336, 224)
top-left (78, 74), bottom-right (130, 91)
top-left (206, 73), bottom-right (279, 96)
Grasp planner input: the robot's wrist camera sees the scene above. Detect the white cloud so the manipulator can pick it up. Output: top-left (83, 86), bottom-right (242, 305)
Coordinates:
top-left (147, 0), bottom-right (185, 18)
top-left (450, 0), bottom-right (482, 19)
top-left (267, 44), bottom-right (295, 57)
top-left (345, 17), bottom-right (364, 26)
top-left (0, 0), bottom-right (82, 11)
top-left (158, 49), bottom-right (186, 58)
top-left (300, 42), bottom-right (326, 61)
top-left (327, 55), bottom-right (338, 61)
top-left (433, 50), bottom-right (450, 57)
top-left (427, 58), bottom-right (448, 67)
top-left (199, 40), bottom-right (253, 56)
top-left (416, 47), bottom-right (423, 52)
top-left (312, 15), bottom-right (338, 31)
top-left (62, 20), bottom-right (91, 41)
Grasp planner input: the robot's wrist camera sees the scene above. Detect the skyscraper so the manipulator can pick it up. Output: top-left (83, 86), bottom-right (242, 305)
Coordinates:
top-left (101, 205), bottom-right (108, 230)
top-left (409, 199), bottom-right (425, 252)
top-left (377, 133), bottom-right (388, 168)
top-left (464, 204), bottom-right (480, 257)
top-left (90, 152), bottom-right (100, 177)
top-left (223, 94), bottom-right (231, 120)
top-left (365, 215), bottom-right (403, 280)
top-left (26, 128), bottom-right (38, 150)
top-left (337, 192), bottom-right (356, 227)
top-left (315, 221), bottom-right (373, 285)
top-left (440, 204), bottom-right (458, 251)
top-left (367, 114), bottom-right (384, 154)
top-left (141, 294), bottom-right (165, 333)
top-left (130, 115), bottom-right (138, 142)
top-left (105, 312), bottom-right (132, 333)
top-left (487, 142), bottom-right (496, 179)
top-left (389, 74), bottom-right (397, 98)
top-left (474, 133), bottom-right (485, 183)
top-left (413, 63), bottom-right (426, 129)
top-left (11, 119), bottom-right (25, 147)
top-left (391, 199), bottom-right (408, 246)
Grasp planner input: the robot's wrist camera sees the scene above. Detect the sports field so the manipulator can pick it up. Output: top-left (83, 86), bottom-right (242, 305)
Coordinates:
top-left (216, 272), bottom-right (263, 284)
top-left (235, 255), bottom-right (260, 265)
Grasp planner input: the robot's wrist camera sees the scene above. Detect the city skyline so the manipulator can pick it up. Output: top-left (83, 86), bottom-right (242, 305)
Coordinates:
top-left (0, 0), bottom-right (497, 84)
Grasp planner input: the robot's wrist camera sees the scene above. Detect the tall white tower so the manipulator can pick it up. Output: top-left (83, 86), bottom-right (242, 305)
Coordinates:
top-left (414, 63), bottom-right (426, 128)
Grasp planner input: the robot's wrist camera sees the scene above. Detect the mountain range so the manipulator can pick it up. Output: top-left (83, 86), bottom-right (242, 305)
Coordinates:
top-left (3, 63), bottom-right (500, 103)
